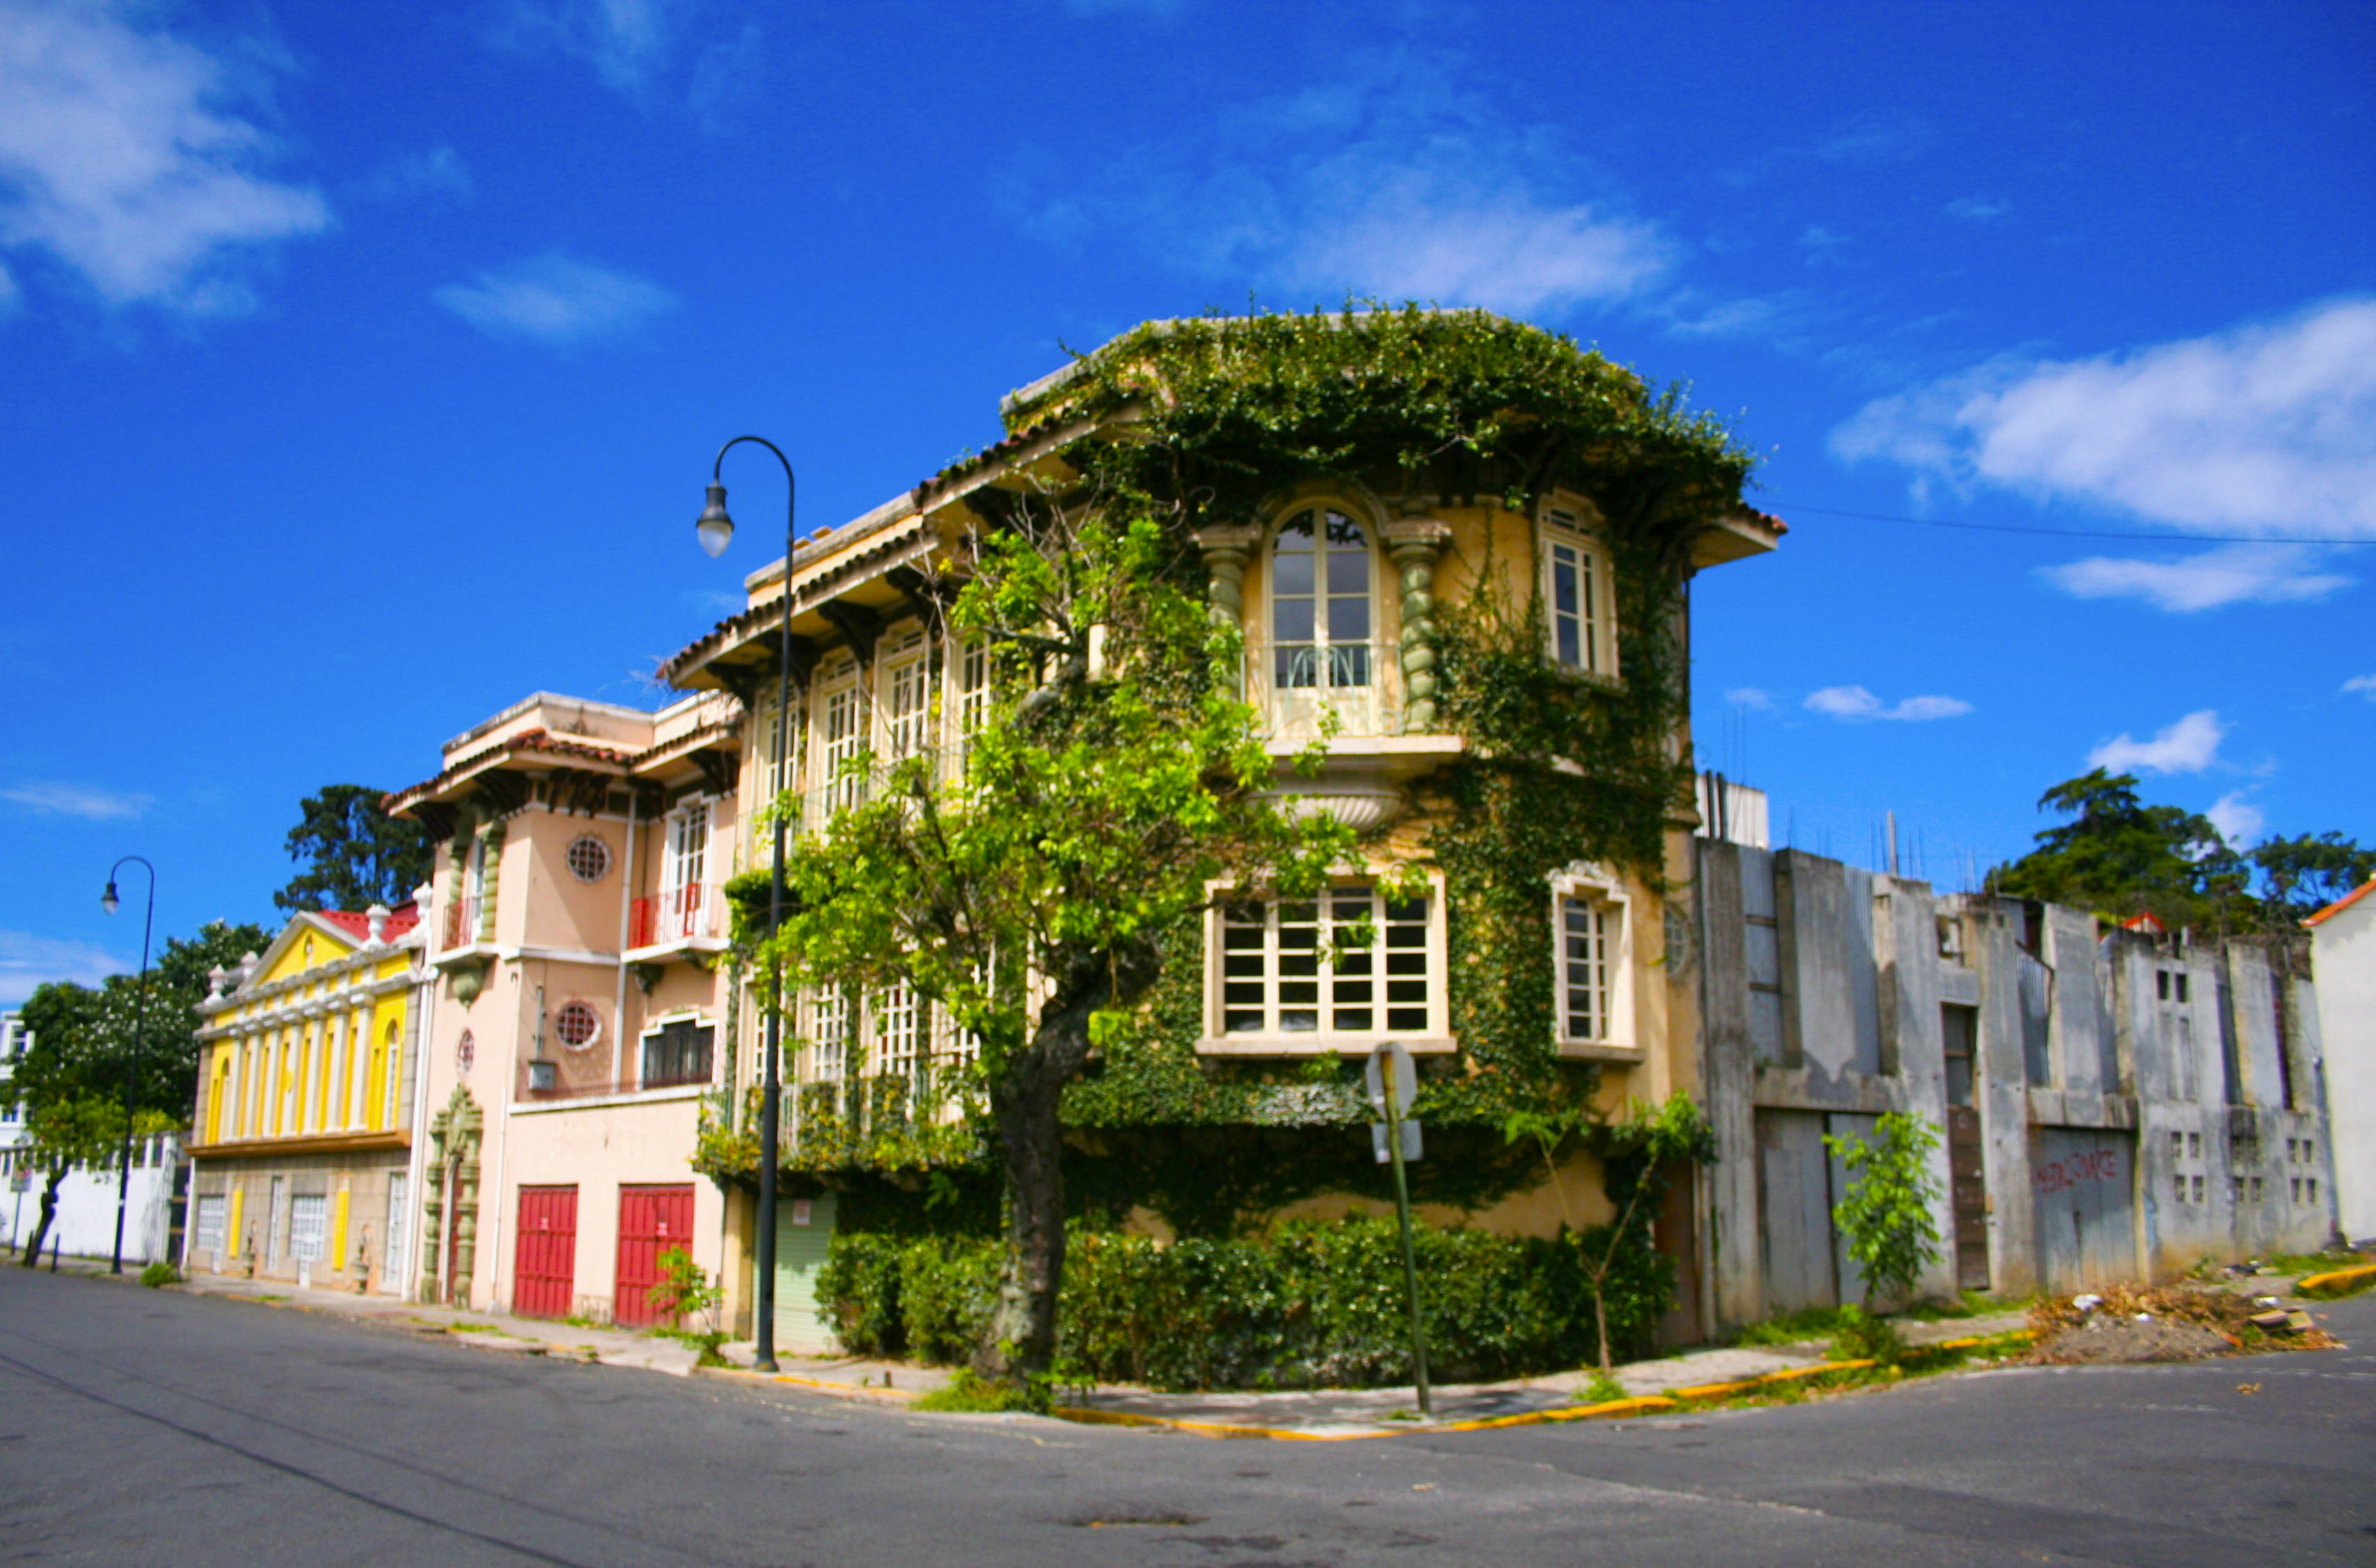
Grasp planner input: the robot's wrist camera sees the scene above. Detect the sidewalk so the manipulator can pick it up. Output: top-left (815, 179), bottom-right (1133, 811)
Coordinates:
top-left (1052, 1310), bottom-right (2033, 1437)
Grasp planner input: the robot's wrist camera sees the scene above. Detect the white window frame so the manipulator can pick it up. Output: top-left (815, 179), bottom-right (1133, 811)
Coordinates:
top-left (1539, 499), bottom-right (1616, 679)
top-left (874, 980), bottom-right (923, 1078)
top-left (953, 636), bottom-right (991, 743)
top-left (1551, 864), bottom-right (1638, 1061)
top-left (814, 659), bottom-right (866, 816)
top-left (803, 985), bottom-right (850, 1083)
top-left (1198, 871), bottom-right (1453, 1056)
top-left (288, 1192), bottom-right (327, 1263)
top-left (879, 630), bottom-right (929, 764)
top-left (1262, 500), bottom-right (1385, 738)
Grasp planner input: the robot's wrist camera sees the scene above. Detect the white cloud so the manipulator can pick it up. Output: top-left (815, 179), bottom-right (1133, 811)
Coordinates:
top-left (351, 145), bottom-right (472, 204)
top-left (493, 0), bottom-right (680, 95)
top-left (2206, 790), bottom-right (2264, 847)
top-left (0, 1), bottom-right (330, 314)
top-left (2039, 543), bottom-right (2352, 613)
top-left (1804, 686), bottom-right (1973, 723)
top-left (1944, 196), bottom-right (2011, 223)
top-left (1724, 687), bottom-right (1775, 711)
top-left (0, 928), bottom-right (126, 1006)
top-left (0, 780), bottom-right (151, 819)
top-left (1004, 48), bottom-right (1674, 317)
top-left (2086, 709), bottom-right (2225, 775)
top-left (1832, 298), bottom-right (2376, 539)
top-left (2345, 674), bottom-right (2376, 700)
top-left (434, 253), bottom-right (677, 346)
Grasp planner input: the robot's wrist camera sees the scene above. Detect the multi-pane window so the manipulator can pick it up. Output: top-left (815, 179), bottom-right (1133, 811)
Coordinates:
top-left (192, 1194), bottom-right (226, 1258)
top-left (1543, 508), bottom-right (1608, 676)
top-left (1221, 885), bottom-right (1430, 1038)
top-left (288, 1194), bottom-right (327, 1262)
top-left (818, 666), bottom-right (866, 813)
top-left (805, 986), bottom-right (850, 1082)
top-left (876, 981), bottom-right (922, 1077)
top-left (666, 802), bottom-right (709, 897)
top-left (1558, 895), bottom-right (1614, 1041)
top-left (1272, 507), bottom-right (1372, 692)
top-left (641, 1018), bottom-right (714, 1088)
top-left (882, 640), bottom-right (928, 762)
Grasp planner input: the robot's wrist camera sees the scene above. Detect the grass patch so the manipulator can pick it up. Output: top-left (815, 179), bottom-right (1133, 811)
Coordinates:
top-left (1680, 1331), bottom-right (2032, 1413)
top-left (447, 1321), bottom-right (501, 1334)
top-left (913, 1369), bottom-right (1033, 1413)
top-left (1577, 1370), bottom-right (1629, 1405)
top-left (562, 1313), bottom-right (605, 1330)
top-left (1734, 1306), bottom-right (1851, 1347)
top-left (651, 1327), bottom-right (730, 1368)
top-left (139, 1262), bottom-right (179, 1289)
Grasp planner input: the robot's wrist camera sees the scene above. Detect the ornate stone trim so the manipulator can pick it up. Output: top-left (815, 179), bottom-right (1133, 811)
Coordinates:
top-left (1379, 518), bottom-right (1452, 733)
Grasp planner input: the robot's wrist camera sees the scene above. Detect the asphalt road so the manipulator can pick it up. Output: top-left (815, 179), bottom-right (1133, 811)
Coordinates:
top-left (3, 1264), bottom-right (2372, 1567)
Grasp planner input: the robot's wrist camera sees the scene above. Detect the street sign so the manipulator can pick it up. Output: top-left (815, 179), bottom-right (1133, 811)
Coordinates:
top-left (1371, 1119), bottom-right (1422, 1163)
top-left (9, 1171), bottom-right (25, 1194)
top-left (1364, 1040), bottom-right (1417, 1117)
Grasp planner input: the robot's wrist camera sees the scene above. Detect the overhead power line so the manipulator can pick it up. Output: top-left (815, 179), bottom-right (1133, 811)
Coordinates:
top-left (1768, 502), bottom-right (2365, 548)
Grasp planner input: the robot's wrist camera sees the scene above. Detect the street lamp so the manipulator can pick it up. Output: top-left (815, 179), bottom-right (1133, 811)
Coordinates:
top-left (101, 856), bottom-right (156, 1277)
top-left (697, 436), bottom-right (794, 1374)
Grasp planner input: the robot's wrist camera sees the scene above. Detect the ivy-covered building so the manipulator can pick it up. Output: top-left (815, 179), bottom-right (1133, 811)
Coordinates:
top-left (656, 310), bottom-right (1780, 1353)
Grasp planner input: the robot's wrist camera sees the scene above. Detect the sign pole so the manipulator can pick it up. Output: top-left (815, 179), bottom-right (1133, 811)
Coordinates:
top-left (1380, 1052), bottom-right (1431, 1417)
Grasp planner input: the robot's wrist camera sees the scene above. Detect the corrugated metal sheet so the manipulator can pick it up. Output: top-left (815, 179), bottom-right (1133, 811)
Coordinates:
top-left (771, 1192), bottom-right (839, 1355)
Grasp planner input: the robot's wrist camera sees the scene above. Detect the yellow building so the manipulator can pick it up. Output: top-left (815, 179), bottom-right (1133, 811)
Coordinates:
top-left (185, 904), bottom-right (428, 1290)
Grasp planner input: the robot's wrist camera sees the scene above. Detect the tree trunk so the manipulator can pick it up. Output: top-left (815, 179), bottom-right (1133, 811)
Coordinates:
top-left (971, 945), bottom-right (1141, 1389)
top-left (20, 1165), bottom-right (62, 1268)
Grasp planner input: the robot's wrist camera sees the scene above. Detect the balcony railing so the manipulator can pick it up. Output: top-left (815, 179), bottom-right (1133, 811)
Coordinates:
top-left (441, 895), bottom-right (483, 949)
top-left (630, 884), bottom-right (721, 951)
top-left (1244, 637), bottom-right (1398, 741)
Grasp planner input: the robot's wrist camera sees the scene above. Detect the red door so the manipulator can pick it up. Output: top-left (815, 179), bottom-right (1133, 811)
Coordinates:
top-left (514, 1186), bottom-right (578, 1319)
top-left (614, 1183), bottom-right (696, 1326)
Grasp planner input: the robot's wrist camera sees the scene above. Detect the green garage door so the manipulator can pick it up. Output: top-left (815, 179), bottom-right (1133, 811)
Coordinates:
top-left (769, 1193), bottom-right (838, 1355)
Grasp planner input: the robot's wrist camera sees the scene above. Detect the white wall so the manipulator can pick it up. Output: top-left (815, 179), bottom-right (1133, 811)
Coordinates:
top-left (2315, 898), bottom-right (2376, 1243)
top-left (1, 1137), bottom-right (179, 1265)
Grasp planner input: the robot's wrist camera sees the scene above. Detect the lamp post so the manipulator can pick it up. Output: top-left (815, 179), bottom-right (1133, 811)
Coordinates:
top-left (696, 436), bottom-right (794, 1373)
top-left (101, 856), bottom-right (156, 1277)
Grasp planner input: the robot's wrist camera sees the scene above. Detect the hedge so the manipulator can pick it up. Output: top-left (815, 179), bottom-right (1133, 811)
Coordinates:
top-left (814, 1215), bottom-right (1673, 1390)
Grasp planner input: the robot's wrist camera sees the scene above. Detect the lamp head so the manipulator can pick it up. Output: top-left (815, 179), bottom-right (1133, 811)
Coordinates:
top-left (695, 483), bottom-right (734, 558)
top-left (101, 881), bottom-right (119, 915)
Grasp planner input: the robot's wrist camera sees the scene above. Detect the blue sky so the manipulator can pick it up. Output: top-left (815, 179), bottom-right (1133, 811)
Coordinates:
top-left (2, 0), bottom-right (2370, 1000)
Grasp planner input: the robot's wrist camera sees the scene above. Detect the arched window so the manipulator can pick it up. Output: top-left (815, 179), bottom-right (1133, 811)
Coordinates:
top-left (1271, 506), bottom-right (1372, 692)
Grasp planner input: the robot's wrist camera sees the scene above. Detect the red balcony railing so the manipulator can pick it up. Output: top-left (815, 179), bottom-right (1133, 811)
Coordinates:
top-left (442, 895), bottom-right (482, 948)
top-left (631, 884), bottom-right (716, 950)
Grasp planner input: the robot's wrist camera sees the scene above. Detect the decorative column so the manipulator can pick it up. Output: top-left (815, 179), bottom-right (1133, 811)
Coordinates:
top-left (1380, 518), bottom-right (1452, 733)
top-left (1190, 523), bottom-right (1261, 696)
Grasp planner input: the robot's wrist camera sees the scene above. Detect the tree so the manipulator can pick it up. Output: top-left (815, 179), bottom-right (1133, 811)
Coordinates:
top-left (1992, 769), bottom-right (2372, 934)
top-left (762, 490), bottom-right (1355, 1390)
top-left (276, 784), bottom-right (435, 913)
top-left (9, 983), bottom-right (174, 1265)
top-left (1823, 1112), bottom-right (1945, 1313)
top-left (1504, 1095), bottom-right (1715, 1374)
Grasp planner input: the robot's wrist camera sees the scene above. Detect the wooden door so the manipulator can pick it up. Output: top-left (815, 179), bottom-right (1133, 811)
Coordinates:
top-left (514, 1186), bottom-right (577, 1319)
top-left (1947, 1108), bottom-right (1990, 1289)
top-left (614, 1183), bottom-right (696, 1326)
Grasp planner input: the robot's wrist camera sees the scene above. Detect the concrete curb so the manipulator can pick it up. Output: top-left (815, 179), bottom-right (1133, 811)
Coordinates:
top-left (2296, 1262), bottom-right (2376, 1295)
top-left (694, 1363), bottom-right (926, 1405)
top-left (1045, 1331), bottom-right (2036, 1442)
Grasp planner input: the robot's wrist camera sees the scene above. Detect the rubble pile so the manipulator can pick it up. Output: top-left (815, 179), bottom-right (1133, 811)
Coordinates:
top-left (2028, 1283), bottom-right (2336, 1365)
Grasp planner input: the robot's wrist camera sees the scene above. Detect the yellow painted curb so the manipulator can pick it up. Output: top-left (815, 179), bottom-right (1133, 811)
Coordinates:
top-left (1044, 1329), bottom-right (2038, 1442)
top-left (2297, 1262), bottom-right (2376, 1294)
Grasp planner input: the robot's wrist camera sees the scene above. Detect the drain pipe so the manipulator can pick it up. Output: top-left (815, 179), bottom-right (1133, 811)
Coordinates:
top-left (614, 792), bottom-right (639, 1092)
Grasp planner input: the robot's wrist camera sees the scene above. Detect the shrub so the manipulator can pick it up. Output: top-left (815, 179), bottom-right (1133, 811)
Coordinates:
top-left (817, 1213), bottom-right (1678, 1391)
top-left (647, 1246), bottom-right (721, 1325)
top-left (1824, 1113), bottom-right (1945, 1311)
top-left (139, 1260), bottom-right (178, 1289)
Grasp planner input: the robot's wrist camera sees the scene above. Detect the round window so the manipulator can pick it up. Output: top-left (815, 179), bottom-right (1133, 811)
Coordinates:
top-left (566, 835), bottom-right (612, 884)
top-left (456, 1029), bottom-right (476, 1077)
top-left (554, 1001), bottom-right (601, 1050)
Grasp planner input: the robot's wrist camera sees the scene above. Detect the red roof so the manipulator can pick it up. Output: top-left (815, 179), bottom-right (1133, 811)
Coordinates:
top-left (2305, 877), bottom-right (2376, 929)
top-left (315, 903), bottom-right (420, 943)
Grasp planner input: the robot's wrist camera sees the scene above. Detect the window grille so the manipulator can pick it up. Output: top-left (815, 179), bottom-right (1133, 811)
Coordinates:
top-left (192, 1194), bottom-right (226, 1258)
top-left (288, 1194), bottom-right (327, 1263)
top-left (554, 1001), bottom-right (601, 1049)
top-left (819, 670), bottom-right (866, 812)
top-left (1221, 885), bottom-right (1429, 1038)
top-left (1271, 507), bottom-right (1372, 692)
top-left (957, 637), bottom-right (990, 739)
top-left (876, 981), bottom-right (921, 1076)
top-left (565, 835), bottom-right (611, 883)
top-left (665, 803), bottom-right (710, 898)
top-left (641, 1019), bottom-right (714, 1088)
top-left (806, 988), bottom-right (849, 1082)
top-left (1558, 895), bottom-right (1614, 1041)
top-left (884, 648), bottom-right (928, 762)
top-left (385, 1174), bottom-right (409, 1286)
top-left (1543, 509), bottom-right (1604, 674)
